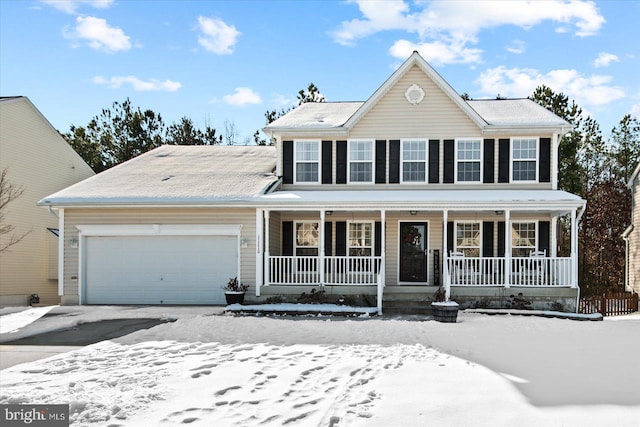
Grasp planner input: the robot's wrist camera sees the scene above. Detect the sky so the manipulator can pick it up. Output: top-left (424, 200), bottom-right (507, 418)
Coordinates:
top-left (1, 0), bottom-right (638, 144)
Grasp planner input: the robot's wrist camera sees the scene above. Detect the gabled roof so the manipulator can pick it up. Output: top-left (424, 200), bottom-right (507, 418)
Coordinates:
top-left (628, 162), bottom-right (640, 189)
top-left (39, 145), bottom-right (278, 207)
top-left (264, 52), bottom-right (571, 135)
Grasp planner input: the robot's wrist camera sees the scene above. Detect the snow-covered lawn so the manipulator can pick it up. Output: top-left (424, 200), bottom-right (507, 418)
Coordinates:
top-left (1, 308), bottom-right (639, 426)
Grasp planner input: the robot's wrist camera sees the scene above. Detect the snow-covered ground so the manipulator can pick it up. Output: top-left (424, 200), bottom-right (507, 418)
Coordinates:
top-left (1, 307), bottom-right (639, 426)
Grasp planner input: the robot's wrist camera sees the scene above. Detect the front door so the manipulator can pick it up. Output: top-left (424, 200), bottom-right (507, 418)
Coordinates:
top-left (399, 222), bottom-right (428, 283)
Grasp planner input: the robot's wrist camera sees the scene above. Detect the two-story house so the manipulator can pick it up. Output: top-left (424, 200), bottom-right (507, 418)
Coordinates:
top-left (40, 52), bottom-right (586, 313)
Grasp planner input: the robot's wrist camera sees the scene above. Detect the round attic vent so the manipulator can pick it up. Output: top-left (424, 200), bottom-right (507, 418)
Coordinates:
top-left (405, 84), bottom-right (425, 105)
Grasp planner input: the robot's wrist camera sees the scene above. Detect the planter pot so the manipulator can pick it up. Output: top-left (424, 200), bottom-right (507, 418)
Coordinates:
top-left (225, 291), bottom-right (245, 305)
top-left (431, 302), bottom-right (459, 323)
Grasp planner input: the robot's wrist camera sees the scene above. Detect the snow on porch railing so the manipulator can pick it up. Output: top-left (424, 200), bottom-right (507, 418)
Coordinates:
top-left (268, 256), bottom-right (381, 286)
top-left (447, 257), bottom-right (572, 287)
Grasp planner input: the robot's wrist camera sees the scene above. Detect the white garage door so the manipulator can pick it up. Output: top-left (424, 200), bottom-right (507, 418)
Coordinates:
top-left (84, 235), bottom-right (237, 305)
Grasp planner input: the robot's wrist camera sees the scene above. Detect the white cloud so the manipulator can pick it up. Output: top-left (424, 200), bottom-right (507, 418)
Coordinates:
top-left (64, 16), bottom-right (131, 53)
top-left (41, 0), bottom-right (113, 14)
top-left (476, 66), bottom-right (626, 107)
top-left (93, 75), bottom-right (181, 92)
top-left (272, 94), bottom-right (293, 108)
top-left (506, 39), bottom-right (526, 54)
top-left (389, 39), bottom-right (482, 66)
top-left (197, 16), bottom-right (240, 55)
top-left (223, 87), bottom-right (262, 106)
top-left (333, 0), bottom-right (605, 64)
top-left (593, 52), bottom-right (619, 68)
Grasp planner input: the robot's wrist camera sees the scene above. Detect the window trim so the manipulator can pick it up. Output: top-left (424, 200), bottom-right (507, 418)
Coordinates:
top-left (347, 220), bottom-right (374, 257)
top-left (454, 138), bottom-right (483, 184)
top-left (510, 137), bottom-right (539, 183)
top-left (511, 221), bottom-right (538, 257)
top-left (347, 139), bottom-right (375, 184)
top-left (294, 221), bottom-right (319, 256)
top-left (454, 221), bottom-right (482, 257)
top-left (400, 139), bottom-right (428, 183)
top-left (293, 140), bottom-right (321, 184)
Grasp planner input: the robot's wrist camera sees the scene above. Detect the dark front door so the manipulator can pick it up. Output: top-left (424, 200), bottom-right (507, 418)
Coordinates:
top-left (399, 222), bottom-right (428, 283)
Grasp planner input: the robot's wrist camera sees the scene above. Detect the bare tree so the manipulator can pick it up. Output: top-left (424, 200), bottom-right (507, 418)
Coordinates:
top-left (223, 119), bottom-right (238, 145)
top-left (0, 168), bottom-right (29, 252)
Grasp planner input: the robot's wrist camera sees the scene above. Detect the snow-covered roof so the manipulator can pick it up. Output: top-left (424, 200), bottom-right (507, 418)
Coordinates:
top-left (265, 102), bottom-right (363, 130)
top-left (467, 99), bottom-right (570, 128)
top-left (39, 145), bottom-right (278, 206)
top-left (259, 189), bottom-right (585, 212)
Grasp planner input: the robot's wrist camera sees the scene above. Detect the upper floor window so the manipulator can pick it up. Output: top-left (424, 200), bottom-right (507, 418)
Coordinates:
top-left (348, 140), bottom-right (373, 183)
top-left (455, 222), bottom-right (480, 257)
top-left (295, 222), bottom-right (319, 256)
top-left (295, 140), bottom-right (320, 183)
top-left (456, 139), bottom-right (481, 182)
top-left (512, 138), bottom-right (537, 182)
top-left (512, 222), bottom-right (536, 257)
top-left (402, 140), bottom-right (426, 182)
top-left (349, 222), bottom-right (373, 256)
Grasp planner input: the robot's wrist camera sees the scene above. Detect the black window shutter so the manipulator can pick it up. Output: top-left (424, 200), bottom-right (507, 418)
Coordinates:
top-left (539, 138), bottom-right (551, 183)
top-left (375, 221), bottom-right (382, 257)
top-left (443, 139), bottom-right (454, 183)
top-left (483, 139), bottom-right (495, 183)
top-left (322, 140), bottom-right (332, 184)
top-left (324, 221), bottom-right (333, 256)
top-left (538, 221), bottom-right (550, 255)
top-left (482, 221), bottom-right (494, 257)
top-left (497, 221), bottom-right (506, 257)
top-left (335, 221), bottom-right (347, 256)
top-left (282, 221), bottom-right (293, 256)
top-left (283, 141), bottom-right (294, 184)
top-left (447, 221), bottom-right (454, 254)
top-left (375, 140), bottom-right (386, 184)
top-left (336, 141), bottom-right (347, 184)
top-left (429, 139), bottom-right (440, 183)
top-left (388, 140), bottom-right (400, 184)
top-left (498, 139), bottom-right (510, 183)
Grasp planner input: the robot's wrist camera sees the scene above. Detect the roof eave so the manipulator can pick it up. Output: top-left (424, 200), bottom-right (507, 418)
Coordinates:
top-left (261, 126), bottom-right (349, 137)
top-left (482, 123), bottom-right (573, 135)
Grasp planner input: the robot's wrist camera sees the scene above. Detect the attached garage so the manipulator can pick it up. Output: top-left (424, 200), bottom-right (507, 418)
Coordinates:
top-left (78, 224), bottom-right (242, 305)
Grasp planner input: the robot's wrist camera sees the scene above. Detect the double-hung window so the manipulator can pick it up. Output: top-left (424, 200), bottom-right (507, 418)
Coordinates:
top-left (295, 140), bottom-right (320, 183)
top-left (295, 222), bottom-right (319, 256)
top-left (512, 138), bottom-right (537, 182)
top-left (456, 139), bottom-right (481, 182)
top-left (348, 222), bottom-right (372, 256)
top-left (402, 140), bottom-right (426, 182)
top-left (455, 222), bottom-right (481, 257)
top-left (348, 140), bottom-right (373, 183)
top-left (511, 222), bottom-right (536, 257)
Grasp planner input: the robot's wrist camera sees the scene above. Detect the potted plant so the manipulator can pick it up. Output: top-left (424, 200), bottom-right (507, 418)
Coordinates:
top-left (431, 286), bottom-right (459, 323)
top-left (223, 277), bottom-right (249, 305)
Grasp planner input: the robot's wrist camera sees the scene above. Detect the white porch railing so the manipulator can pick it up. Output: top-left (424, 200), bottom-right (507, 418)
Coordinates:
top-left (268, 256), bottom-right (382, 286)
top-left (447, 257), bottom-right (572, 287)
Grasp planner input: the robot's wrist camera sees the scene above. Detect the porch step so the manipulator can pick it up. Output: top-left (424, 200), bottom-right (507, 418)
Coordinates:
top-left (382, 299), bottom-right (433, 315)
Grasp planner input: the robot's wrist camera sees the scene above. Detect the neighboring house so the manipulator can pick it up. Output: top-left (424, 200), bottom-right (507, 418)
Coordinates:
top-left (623, 162), bottom-right (639, 294)
top-left (0, 96), bottom-right (94, 306)
top-left (40, 53), bottom-right (586, 312)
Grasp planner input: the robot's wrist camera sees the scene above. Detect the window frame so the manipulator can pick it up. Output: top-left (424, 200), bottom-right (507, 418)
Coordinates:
top-left (293, 140), bottom-right (321, 184)
top-left (347, 221), bottom-right (374, 257)
top-left (347, 139), bottom-right (374, 184)
top-left (400, 139), bottom-right (428, 183)
top-left (511, 221), bottom-right (538, 257)
top-left (455, 138), bottom-right (483, 183)
top-left (454, 221), bottom-right (482, 257)
top-left (294, 221), bottom-right (319, 256)
top-left (510, 137), bottom-right (539, 183)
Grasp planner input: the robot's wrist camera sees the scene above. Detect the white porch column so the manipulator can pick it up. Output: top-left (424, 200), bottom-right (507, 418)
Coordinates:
top-left (571, 208), bottom-right (578, 288)
top-left (551, 216), bottom-right (558, 258)
top-left (320, 210), bottom-right (325, 286)
top-left (256, 208), bottom-right (264, 296)
top-left (443, 210), bottom-right (450, 300)
top-left (264, 210), bottom-right (270, 287)
top-left (378, 209), bottom-right (386, 315)
top-left (504, 210), bottom-right (511, 288)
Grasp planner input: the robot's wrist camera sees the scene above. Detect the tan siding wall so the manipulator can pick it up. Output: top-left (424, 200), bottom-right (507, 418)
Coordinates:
top-left (0, 98), bottom-right (94, 305)
top-left (62, 208), bottom-right (256, 304)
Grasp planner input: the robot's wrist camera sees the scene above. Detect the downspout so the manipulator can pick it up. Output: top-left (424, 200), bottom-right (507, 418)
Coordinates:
top-left (622, 225), bottom-right (633, 292)
top-left (574, 203), bottom-right (587, 312)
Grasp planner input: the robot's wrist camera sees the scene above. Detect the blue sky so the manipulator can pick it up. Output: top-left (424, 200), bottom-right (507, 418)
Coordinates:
top-left (1, 0), bottom-right (638, 143)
